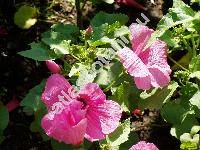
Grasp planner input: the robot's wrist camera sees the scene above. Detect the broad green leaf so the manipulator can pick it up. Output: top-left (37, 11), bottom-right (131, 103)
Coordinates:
top-left (20, 80), bottom-right (46, 113)
top-left (14, 5), bottom-right (38, 29)
top-left (189, 54), bottom-right (200, 72)
top-left (95, 61), bottom-right (124, 88)
top-left (189, 91), bottom-right (200, 109)
top-left (91, 12), bottom-right (128, 27)
top-left (104, 119), bottom-right (131, 149)
top-left (170, 115), bottom-right (199, 138)
top-left (161, 101), bottom-right (193, 126)
top-left (51, 23), bottom-right (78, 37)
top-left (0, 104), bottom-right (9, 131)
top-left (179, 82), bottom-right (199, 109)
top-left (110, 82), bottom-right (130, 112)
top-left (146, 0), bottom-right (197, 48)
top-left (18, 42), bottom-right (54, 61)
top-left (138, 82), bottom-right (178, 110)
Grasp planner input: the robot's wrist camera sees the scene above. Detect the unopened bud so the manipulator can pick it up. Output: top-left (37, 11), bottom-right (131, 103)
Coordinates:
top-left (46, 60), bottom-right (61, 74)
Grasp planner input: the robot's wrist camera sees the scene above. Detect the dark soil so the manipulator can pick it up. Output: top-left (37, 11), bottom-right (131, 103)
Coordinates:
top-left (0, 0), bottom-right (186, 149)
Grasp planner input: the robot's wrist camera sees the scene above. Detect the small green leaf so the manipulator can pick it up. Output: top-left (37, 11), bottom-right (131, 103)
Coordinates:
top-left (0, 104), bottom-right (9, 131)
top-left (138, 82), bottom-right (178, 110)
top-left (106, 119), bottom-right (131, 149)
top-left (91, 12), bottom-right (129, 27)
top-left (20, 80), bottom-right (46, 113)
top-left (18, 42), bottom-right (54, 61)
top-left (14, 5), bottom-right (38, 29)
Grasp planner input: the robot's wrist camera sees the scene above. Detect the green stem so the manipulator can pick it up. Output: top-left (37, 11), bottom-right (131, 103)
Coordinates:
top-left (191, 34), bottom-right (196, 56)
top-left (104, 71), bottom-right (124, 92)
top-left (168, 56), bottom-right (189, 72)
top-left (75, 0), bottom-right (82, 29)
top-left (182, 38), bottom-right (193, 55)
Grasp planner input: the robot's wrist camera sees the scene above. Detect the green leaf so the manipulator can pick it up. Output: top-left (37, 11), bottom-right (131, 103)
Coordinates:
top-left (189, 54), bottom-right (200, 72)
top-left (18, 42), bottom-right (54, 61)
top-left (189, 71), bottom-right (200, 79)
top-left (162, 102), bottom-right (188, 125)
top-left (110, 82), bottom-right (130, 112)
top-left (179, 82), bottom-right (199, 109)
top-left (170, 115), bottom-right (199, 138)
top-left (189, 91), bottom-right (200, 110)
top-left (51, 139), bottom-right (75, 150)
top-left (14, 5), bottom-right (38, 29)
top-left (146, 0), bottom-right (197, 48)
top-left (0, 104), bottom-right (9, 131)
top-left (119, 132), bottom-right (139, 150)
top-left (138, 82), bottom-right (178, 110)
top-left (105, 119), bottom-right (131, 149)
top-left (91, 12), bottom-right (129, 27)
top-left (95, 61), bottom-right (124, 88)
top-left (20, 80), bottom-right (46, 113)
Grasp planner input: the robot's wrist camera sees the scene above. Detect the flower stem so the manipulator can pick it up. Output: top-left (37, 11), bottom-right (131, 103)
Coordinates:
top-left (75, 0), bottom-right (82, 29)
top-left (168, 56), bottom-right (189, 72)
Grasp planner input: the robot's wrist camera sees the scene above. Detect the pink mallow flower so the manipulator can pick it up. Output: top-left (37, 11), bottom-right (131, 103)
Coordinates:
top-left (130, 141), bottom-right (159, 150)
top-left (115, 0), bottom-right (146, 10)
top-left (41, 74), bottom-right (122, 145)
top-left (118, 24), bottom-right (171, 90)
top-left (45, 60), bottom-right (61, 74)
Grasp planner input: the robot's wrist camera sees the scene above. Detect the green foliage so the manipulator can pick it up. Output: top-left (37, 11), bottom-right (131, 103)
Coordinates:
top-left (101, 119), bottom-right (131, 150)
top-left (0, 103), bottom-right (9, 131)
top-left (20, 80), bottom-right (46, 113)
top-left (18, 42), bottom-right (54, 61)
top-left (138, 82), bottom-right (178, 110)
top-left (147, 0), bottom-right (199, 48)
top-left (14, 5), bottom-right (38, 29)
top-left (0, 103), bottom-right (9, 144)
top-left (19, 23), bottom-right (78, 61)
top-left (91, 12), bottom-right (129, 27)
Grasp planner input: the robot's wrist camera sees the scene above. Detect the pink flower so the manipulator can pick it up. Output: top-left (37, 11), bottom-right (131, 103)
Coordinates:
top-left (41, 74), bottom-right (122, 145)
top-left (130, 141), bottom-right (159, 150)
top-left (118, 24), bottom-right (171, 90)
top-left (115, 0), bottom-right (146, 10)
top-left (45, 60), bottom-right (61, 74)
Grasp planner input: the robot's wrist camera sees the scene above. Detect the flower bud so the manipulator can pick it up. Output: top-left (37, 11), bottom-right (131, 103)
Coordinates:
top-left (86, 25), bottom-right (93, 34)
top-left (46, 60), bottom-right (61, 74)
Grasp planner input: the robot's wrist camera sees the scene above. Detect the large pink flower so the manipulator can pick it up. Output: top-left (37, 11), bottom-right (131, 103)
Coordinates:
top-left (118, 24), bottom-right (171, 90)
top-left (41, 74), bottom-right (122, 145)
top-left (130, 141), bottom-right (159, 150)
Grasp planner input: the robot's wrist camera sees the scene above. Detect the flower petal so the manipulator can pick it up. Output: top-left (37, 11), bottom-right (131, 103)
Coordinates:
top-left (85, 100), bottom-right (122, 141)
top-left (78, 83), bottom-right (106, 105)
top-left (130, 24), bottom-right (154, 54)
top-left (130, 141), bottom-right (159, 150)
top-left (149, 66), bottom-right (170, 87)
top-left (140, 40), bottom-right (171, 74)
top-left (42, 74), bottom-right (73, 109)
top-left (41, 101), bottom-right (87, 145)
top-left (118, 47), bottom-right (151, 89)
